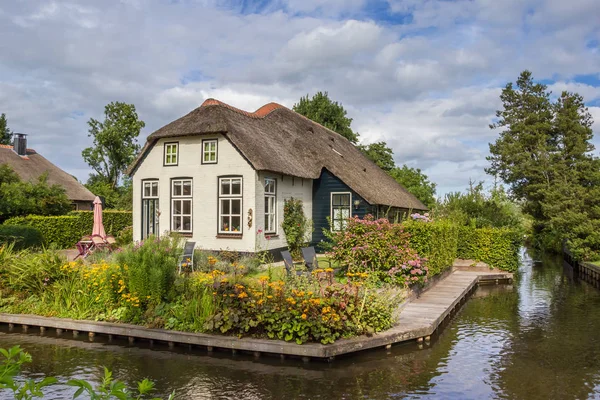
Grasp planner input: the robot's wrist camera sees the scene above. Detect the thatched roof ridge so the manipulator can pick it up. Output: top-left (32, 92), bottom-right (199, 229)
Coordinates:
top-left (130, 100), bottom-right (426, 210)
top-left (0, 145), bottom-right (95, 202)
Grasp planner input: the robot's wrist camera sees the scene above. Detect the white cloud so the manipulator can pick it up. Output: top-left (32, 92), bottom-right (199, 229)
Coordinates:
top-left (0, 0), bottom-right (598, 196)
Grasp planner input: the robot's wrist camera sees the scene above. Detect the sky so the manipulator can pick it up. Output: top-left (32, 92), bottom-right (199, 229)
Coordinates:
top-left (0, 0), bottom-right (599, 197)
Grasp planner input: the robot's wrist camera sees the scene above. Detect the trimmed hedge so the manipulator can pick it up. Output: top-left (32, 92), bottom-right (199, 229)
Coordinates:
top-left (403, 220), bottom-right (458, 276)
top-left (0, 225), bottom-right (43, 250)
top-left (3, 211), bottom-right (132, 249)
top-left (457, 226), bottom-right (521, 272)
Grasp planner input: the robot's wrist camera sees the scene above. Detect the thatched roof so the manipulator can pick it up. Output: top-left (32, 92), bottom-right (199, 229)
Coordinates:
top-left (129, 99), bottom-right (426, 210)
top-left (0, 144), bottom-right (95, 202)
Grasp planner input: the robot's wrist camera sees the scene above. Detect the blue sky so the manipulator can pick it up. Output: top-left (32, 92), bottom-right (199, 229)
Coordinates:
top-left (0, 0), bottom-right (598, 196)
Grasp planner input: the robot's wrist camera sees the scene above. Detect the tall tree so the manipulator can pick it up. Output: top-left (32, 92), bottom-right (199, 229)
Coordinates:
top-left (358, 141), bottom-right (395, 171)
top-left (0, 113), bottom-right (12, 145)
top-left (486, 70), bottom-right (554, 223)
top-left (82, 102), bottom-right (145, 189)
top-left (389, 165), bottom-right (437, 208)
top-left (487, 70), bottom-right (600, 258)
top-left (293, 92), bottom-right (359, 143)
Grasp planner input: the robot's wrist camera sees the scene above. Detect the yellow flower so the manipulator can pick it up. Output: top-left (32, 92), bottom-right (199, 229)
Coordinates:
top-left (301, 313), bottom-right (307, 320)
top-left (258, 276), bottom-right (270, 283)
top-left (238, 292), bottom-right (248, 299)
top-left (325, 268), bottom-right (333, 273)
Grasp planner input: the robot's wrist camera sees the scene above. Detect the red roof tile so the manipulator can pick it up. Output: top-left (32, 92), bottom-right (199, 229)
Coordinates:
top-left (200, 98), bottom-right (284, 119)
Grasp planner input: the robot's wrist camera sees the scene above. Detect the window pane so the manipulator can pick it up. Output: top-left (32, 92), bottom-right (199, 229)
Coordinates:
top-left (182, 181), bottom-right (192, 196)
top-left (210, 153), bottom-right (216, 162)
top-left (221, 216), bottom-right (230, 231)
top-left (173, 200), bottom-right (182, 215)
top-left (221, 180), bottom-right (230, 195)
top-left (144, 183), bottom-right (150, 198)
top-left (173, 216), bottom-right (181, 231)
top-left (231, 216), bottom-right (241, 231)
top-left (182, 200), bottom-right (191, 215)
top-left (231, 179), bottom-right (241, 195)
top-left (173, 182), bottom-right (181, 196)
top-left (221, 199), bottom-right (230, 215)
top-left (269, 196), bottom-right (275, 212)
top-left (264, 214), bottom-right (269, 230)
top-left (232, 199), bottom-right (241, 215)
top-left (183, 216), bottom-right (191, 231)
top-left (264, 197), bottom-right (270, 213)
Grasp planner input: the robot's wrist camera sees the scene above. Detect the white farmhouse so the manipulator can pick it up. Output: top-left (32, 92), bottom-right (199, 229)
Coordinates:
top-left (127, 99), bottom-right (425, 255)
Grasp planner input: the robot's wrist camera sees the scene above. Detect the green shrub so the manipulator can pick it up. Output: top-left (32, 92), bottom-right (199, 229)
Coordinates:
top-left (327, 215), bottom-right (428, 285)
top-left (0, 225), bottom-right (43, 250)
top-left (457, 226), bottom-right (521, 272)
top-left (3, 211), bottom-right (132, 249)
top-left (402, 218), bottom-right (458, 276)
top-left (282, 198), bottom-right (310, 259)
top-left (0, 247), bottom-right (66, 296)
top-left (115, 235), bottom-right (182, 305)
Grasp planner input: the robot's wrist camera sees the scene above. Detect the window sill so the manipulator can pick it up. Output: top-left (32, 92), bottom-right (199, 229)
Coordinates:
top-left (176, 232), bottom-right (193, 237)
top-left (216, 233), bottom-right (243, 239)
top-left (264, 234), bottom-right (279, 239)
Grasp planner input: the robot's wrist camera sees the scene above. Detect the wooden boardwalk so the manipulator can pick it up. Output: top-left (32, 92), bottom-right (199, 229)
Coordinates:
top-left (0, 266), bottom-right (512, 360)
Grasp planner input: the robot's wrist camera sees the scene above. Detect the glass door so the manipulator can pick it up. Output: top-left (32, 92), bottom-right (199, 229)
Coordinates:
top-left (142, 181), bottom-right (159, 239)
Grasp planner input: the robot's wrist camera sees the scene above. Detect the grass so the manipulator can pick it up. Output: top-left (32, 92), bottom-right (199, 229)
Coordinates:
top-left (591, 261), bottom-right (600, 267)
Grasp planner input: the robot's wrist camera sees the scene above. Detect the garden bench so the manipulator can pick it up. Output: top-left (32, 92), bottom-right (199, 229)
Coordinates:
top-left (178, 241), bottom-right (196, 273)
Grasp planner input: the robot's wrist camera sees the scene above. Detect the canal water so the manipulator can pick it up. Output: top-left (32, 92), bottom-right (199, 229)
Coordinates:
top-left (2, 249), bottom-right (600, 399)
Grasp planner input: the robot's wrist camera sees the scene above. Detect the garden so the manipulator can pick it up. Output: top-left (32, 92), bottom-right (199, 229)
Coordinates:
top-left (0, 212), bottom-right (521, 345)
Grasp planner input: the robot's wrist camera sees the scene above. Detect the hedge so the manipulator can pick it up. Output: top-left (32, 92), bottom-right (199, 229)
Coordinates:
top-left (0, 225), bottom-right (43, 250)
top-left (457, 226), bottom-right (521, 272)
top-left (3, 211), bottom-right (132, 249)
top-left (403, 219), bottom-right (458, 276)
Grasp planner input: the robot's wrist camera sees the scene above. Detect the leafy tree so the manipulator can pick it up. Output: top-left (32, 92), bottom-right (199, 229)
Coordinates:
top-left (487, 70), bottom-right (600, 259)
top-left (0, 165), bottom-right (72, 222)
top-left (85, 175), bottom-right (133, 210)
top-left (435, 181), bottom-right (525, 231)
top-left (82, 102), bottom-right (145, 190)
top-left (389, 165), bottom-right (437, 208)
top-left (0, 113), bottom-right (12, 145)
top-left (358, 141), bottom-right (395, 171)
top-left (293, 92), bottom-right (359, 143)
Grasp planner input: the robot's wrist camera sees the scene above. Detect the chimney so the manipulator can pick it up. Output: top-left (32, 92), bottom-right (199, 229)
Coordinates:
top-left (13, 134), bottom-right (27, 156)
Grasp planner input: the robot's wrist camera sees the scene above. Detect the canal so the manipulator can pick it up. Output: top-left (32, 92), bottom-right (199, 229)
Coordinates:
top-left (2, 249), bottom-right (600, 399)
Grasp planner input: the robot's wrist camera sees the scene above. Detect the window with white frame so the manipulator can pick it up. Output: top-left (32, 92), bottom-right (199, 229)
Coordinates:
top-left (143, 181), bottom-right (159, 198)
top-left (171, 179), bottom-right (192, 232)
top-left (202, 139), bottom-right (218, 164)
top-left (264, 178), bottom-right (276, 233)
top-left (219, 177), bottom-right (242, 233)
top-left (164, 143), bottom-right (178, 165)
top-left (331, 192), bottom-right (351, 231)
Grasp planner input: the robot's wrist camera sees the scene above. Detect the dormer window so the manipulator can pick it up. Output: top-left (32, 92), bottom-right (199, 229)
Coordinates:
top-left (164, 142), bottom-right (178, 166)
top-left (202, 139), bottom-right (218, 164)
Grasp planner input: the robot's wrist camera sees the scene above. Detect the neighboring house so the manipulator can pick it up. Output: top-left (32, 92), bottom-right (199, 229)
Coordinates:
top-left (127, 99), bottom-right (426, 254)
top-left (0, 135), bottom-right (95, 210)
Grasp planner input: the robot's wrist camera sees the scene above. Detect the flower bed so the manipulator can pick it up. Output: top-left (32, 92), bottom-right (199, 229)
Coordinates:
top-left (0, 237), bottom-right (400, 344)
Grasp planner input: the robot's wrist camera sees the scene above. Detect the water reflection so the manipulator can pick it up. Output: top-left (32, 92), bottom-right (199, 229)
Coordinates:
top-left (1, 249), bottom-right (600, 399)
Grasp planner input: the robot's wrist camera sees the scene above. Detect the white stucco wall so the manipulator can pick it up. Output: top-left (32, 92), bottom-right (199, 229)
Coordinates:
top-left (254, 171), bottom-right (313, 251)
top-left (132, 135), bottom-right (257, 252)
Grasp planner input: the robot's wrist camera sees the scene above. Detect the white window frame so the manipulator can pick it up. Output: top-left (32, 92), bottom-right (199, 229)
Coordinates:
top-left (264, 178), bottom-right (277, 234)
top-left (202, 139), bottom-right (218, 164)
top-left (218, 177), bottom-right (243, 234)
top-left (142, 181), bottom-right (159, 199)
top-left (164, 143), bottom-right (178, 166)
top-left (171, 179), bottom-right (192, 233)
top-left (330, 192), bottom-right (352, 231)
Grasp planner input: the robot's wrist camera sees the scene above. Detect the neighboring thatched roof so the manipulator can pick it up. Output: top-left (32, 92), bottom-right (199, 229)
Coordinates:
top-left (0, 144), bottom-right (95, 202)
top-left (129, 99), bottom-right (426, 210)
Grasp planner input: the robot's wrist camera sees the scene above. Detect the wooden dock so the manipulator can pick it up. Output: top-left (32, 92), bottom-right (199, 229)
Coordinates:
top-left (0, 266), bottom-right (512, 361)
